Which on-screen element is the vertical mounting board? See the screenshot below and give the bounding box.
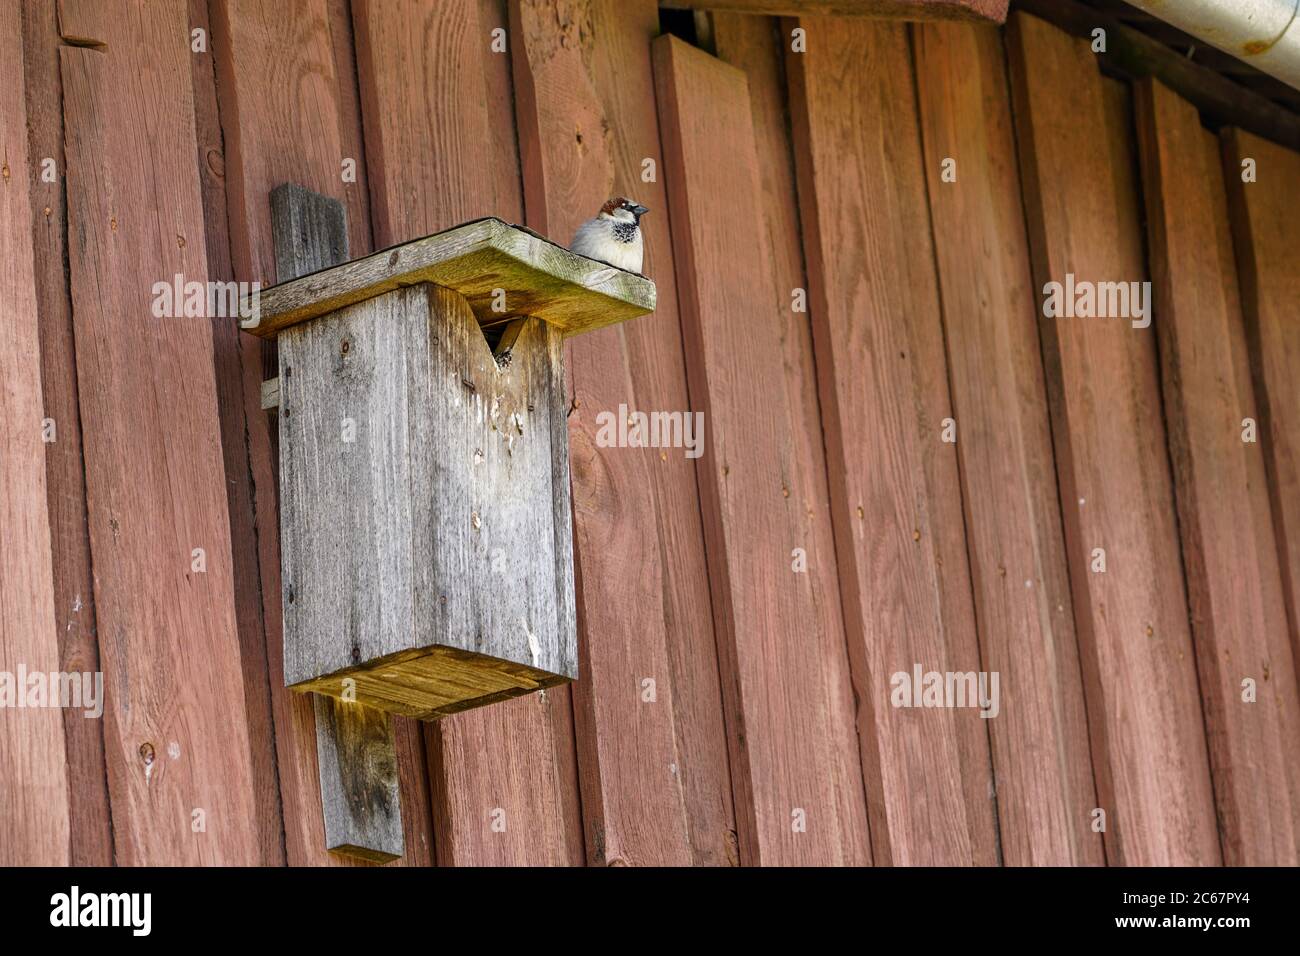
[269,182,404,863]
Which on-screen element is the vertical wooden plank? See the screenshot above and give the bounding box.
[510,0,736,866]
[911,22,1102,865]
[210,0,434,866]
[19,0,113,865]
[713,11,872,865]
[711,25,854,777]
[314,695,403,861]
[653,35,871,865]
[1005,11,1220,865]
[1135,78,1300,865]
[477,0,526,219]
[786,16,999,865]
[1222,127,1300,683]
[56,0,261,864]
[354,0,583,866]
[269,181,404,862]
[188,0,285,868]
[0,4,72,866]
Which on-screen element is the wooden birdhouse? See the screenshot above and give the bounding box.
[248,196,655,722]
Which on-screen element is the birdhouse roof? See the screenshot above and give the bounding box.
[241,217,656,340]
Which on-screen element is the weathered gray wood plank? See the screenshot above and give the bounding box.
[411,286,576,684]
[271,182,350,281]
[243,217,656,339]
[280,287,420,685]
[260,376,280,410]
[313,695,403,862]
[270,182,403,864]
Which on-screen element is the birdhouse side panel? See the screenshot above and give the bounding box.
[279,286,422,687]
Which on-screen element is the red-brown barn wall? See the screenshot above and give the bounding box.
[2,1,1298,865]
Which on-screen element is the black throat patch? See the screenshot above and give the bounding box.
[612,220,638,243]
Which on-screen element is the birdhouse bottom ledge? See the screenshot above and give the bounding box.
[289,644,572,720]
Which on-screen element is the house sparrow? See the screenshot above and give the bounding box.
[569,197,649,275]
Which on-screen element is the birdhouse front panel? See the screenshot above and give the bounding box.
[278,281,577,718]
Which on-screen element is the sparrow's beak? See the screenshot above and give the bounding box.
[631,204,650,217]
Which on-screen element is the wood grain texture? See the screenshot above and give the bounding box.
[1222,127,1300,694]
[786,15,998,865]
[295,644,572,718]
[654,35,870,866]
[189,0,285,867]
[911,21,1102,866]
[269,182,403,863]
[712,29,855,810]
[511,0,737,866]
[661,0,1007,22]
[314,695,403,862]
[247,217,655,340]
[713,10,866,865]
[56,0,261,864]
[354,0,584,866]
[0,5,72,866]
[1135,78,1300,865]
[271,182,350,280]
[19,0,113,865]
[279,286,576,703]
[211,0,434,866]
[409,296,576,692]
[1006,11,1220,865]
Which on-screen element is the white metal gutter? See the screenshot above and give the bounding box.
[1125,0,1300,90]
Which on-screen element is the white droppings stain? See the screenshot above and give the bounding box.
[72,594,83,613]
[1078,497,1086,506]
[669,763,678,776]
[167,741,181,761]
[1024,579,1033,589]
[525,619,540,667]
[473,448,484,466]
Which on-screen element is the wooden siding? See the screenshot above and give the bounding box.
[1135,78,1300,864]
[656,34,870,865]
[1007,12,1222,865]
[787,15,999,865]
[912,21,1102,866]
[3,1,1297,866]
[55,0,264,865]
[1,4,70,866]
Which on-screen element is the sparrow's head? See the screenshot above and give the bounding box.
[600,196,649,224]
